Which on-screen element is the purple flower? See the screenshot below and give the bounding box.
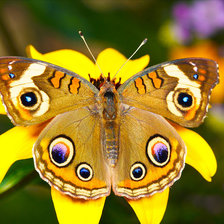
[173,3,191,27]
[172,3,192,42]
[191,0,224,36]
[172,0,224,43]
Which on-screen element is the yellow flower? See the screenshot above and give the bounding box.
[169,41,224,104]
[0,46,217,224]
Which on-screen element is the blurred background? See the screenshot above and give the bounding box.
[0,0,224,223]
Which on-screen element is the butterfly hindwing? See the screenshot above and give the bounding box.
[118,58,219,127]
[0,57,98,126]
[33,106,111,199]
[112,106,186,199]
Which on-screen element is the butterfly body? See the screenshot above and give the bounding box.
[0,56,219,199]
[98,81,120,167]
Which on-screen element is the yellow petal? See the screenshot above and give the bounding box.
[26,45,150,83]
[175,125,217,182]
[51,187,105,224]
[0,99,6,114]
[0,122,47,182]
[127,188,169,224]
[96,48,150,82]
[26,45,95,80]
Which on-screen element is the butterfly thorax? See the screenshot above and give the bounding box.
[99,81,119,120]
[98,81,120,167]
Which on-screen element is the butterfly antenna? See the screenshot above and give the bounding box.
[112,38,148,80]
[79,31,105,78]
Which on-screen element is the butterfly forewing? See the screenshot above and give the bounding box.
[0,57,98,126]
[118,58,219,127]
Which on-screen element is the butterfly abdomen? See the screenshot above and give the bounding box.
[103,120,119,167]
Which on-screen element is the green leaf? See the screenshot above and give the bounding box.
[0,159,38,196]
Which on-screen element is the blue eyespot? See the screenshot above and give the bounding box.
[49,136,75,167]
[177,92,193,108]
[80,168,90,179]
[9,73,15,79]
[20,92,37,107]
[132,167,143,179]
[193,74,198,80]
[130,163,146,181]
[76,163,93,181]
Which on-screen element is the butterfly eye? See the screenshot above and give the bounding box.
[19,88,41,110]
[76,163,93,182]
[146,135,171,167]
[49,136,75,167]
[130,162,146,181]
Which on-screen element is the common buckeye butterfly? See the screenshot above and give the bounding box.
[0,55,219,199]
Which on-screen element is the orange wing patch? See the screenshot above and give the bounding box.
[198,74,206,82]
[0,67,13,81]
[69,77,81,94]
[49,71,65,88]
[147,71,163,89]
[184,103,200,120]
[1,74,11,81]
[17,104,33,120]
[0,67,9,75]
[134,77,146,94]
[198,68,207,75]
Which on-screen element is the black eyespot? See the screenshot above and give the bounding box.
[146,135,171,167]
[20,92,37,107]
[9,73,15,79]
[80,168,90,178]
[177,92,193,108]
[193,74,198,80]
[130,162,146,181]
[49,136,75,167]
[132,167,143,178]
[76,163,93,181]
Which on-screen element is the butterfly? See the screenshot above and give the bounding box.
[0,56,219,199]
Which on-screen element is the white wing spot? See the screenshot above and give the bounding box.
[9,63,50,117]
[164,65,201,116]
